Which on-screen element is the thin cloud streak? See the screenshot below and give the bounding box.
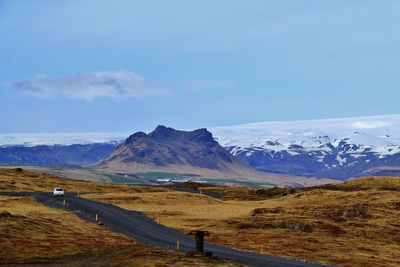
[5,71,168,100]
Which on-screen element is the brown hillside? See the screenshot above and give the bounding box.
[85,176,400,267]
[94,126,337,187]
[0,168,238,266]
[0,167,165,193]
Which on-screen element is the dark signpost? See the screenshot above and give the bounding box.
[187,230,212,257]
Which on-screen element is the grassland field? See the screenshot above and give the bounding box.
[1,167,400,266]
[0,168,238,266]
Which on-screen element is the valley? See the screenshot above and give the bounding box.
[1,168,399,266]
[0,118,398,266]
[84,178,400,267]
[0,168,238,266]
[2,2,399,267]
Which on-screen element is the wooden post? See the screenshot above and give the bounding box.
[157,217,160,224]
[96,213,99,222]
[176,240,180,251]
[261,245,264,253]
[188,231,208,253]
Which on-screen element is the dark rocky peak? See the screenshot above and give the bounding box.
[123,126,217,147]
[100,125,240,170]
[189,128,215,144]
[149,125,176,138]
[192,128,209,135]
[288,144,304,150]
[124,131,147,145]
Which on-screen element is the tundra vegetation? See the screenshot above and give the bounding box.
[1,168,400,266]
[86,179,400,267]
[0,168,237,266]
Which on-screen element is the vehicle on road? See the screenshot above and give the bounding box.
[53,187,64,197]
[30,192,323,267]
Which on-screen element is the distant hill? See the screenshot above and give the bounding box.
[0,126,337,187]
[94,126,332,186]
[95,125,264,179]
[0,143,116,166]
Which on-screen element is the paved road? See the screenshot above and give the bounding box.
[2,192,327,267]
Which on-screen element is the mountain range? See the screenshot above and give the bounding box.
[211,114,400,179]
[93,125,316,186]
[0,143,115,166]
[0,114,399,181]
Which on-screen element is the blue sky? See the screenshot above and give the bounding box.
[0,0,399,133]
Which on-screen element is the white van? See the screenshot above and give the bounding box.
[53,187,64,196]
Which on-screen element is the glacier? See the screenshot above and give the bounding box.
[1,114,399,179]
[0,132,129,147]
[211,114,400,157]
[210,114,400,179]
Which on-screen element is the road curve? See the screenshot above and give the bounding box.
[2,192,327,267]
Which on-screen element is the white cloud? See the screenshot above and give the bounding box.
[6,71,167,99]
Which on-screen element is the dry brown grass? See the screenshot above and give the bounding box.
[0,168,239,266]
[0,195,135,264]
[85,176,400,267]
[11,246,240,267]
[2,167,399,266]
[0,167,165,193]
[0,195,239,266]
[320,176,400,191]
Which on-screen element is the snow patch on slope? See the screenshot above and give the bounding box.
[211,114,400,158]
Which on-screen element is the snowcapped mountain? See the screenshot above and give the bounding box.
[0,132,129,147]
[211,114,400,179]
[1,114,399,179]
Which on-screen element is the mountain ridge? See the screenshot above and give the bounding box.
[1,114,399,180]
[211,114,400,179]
[96,125,261,176]
[94,125,334,187]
